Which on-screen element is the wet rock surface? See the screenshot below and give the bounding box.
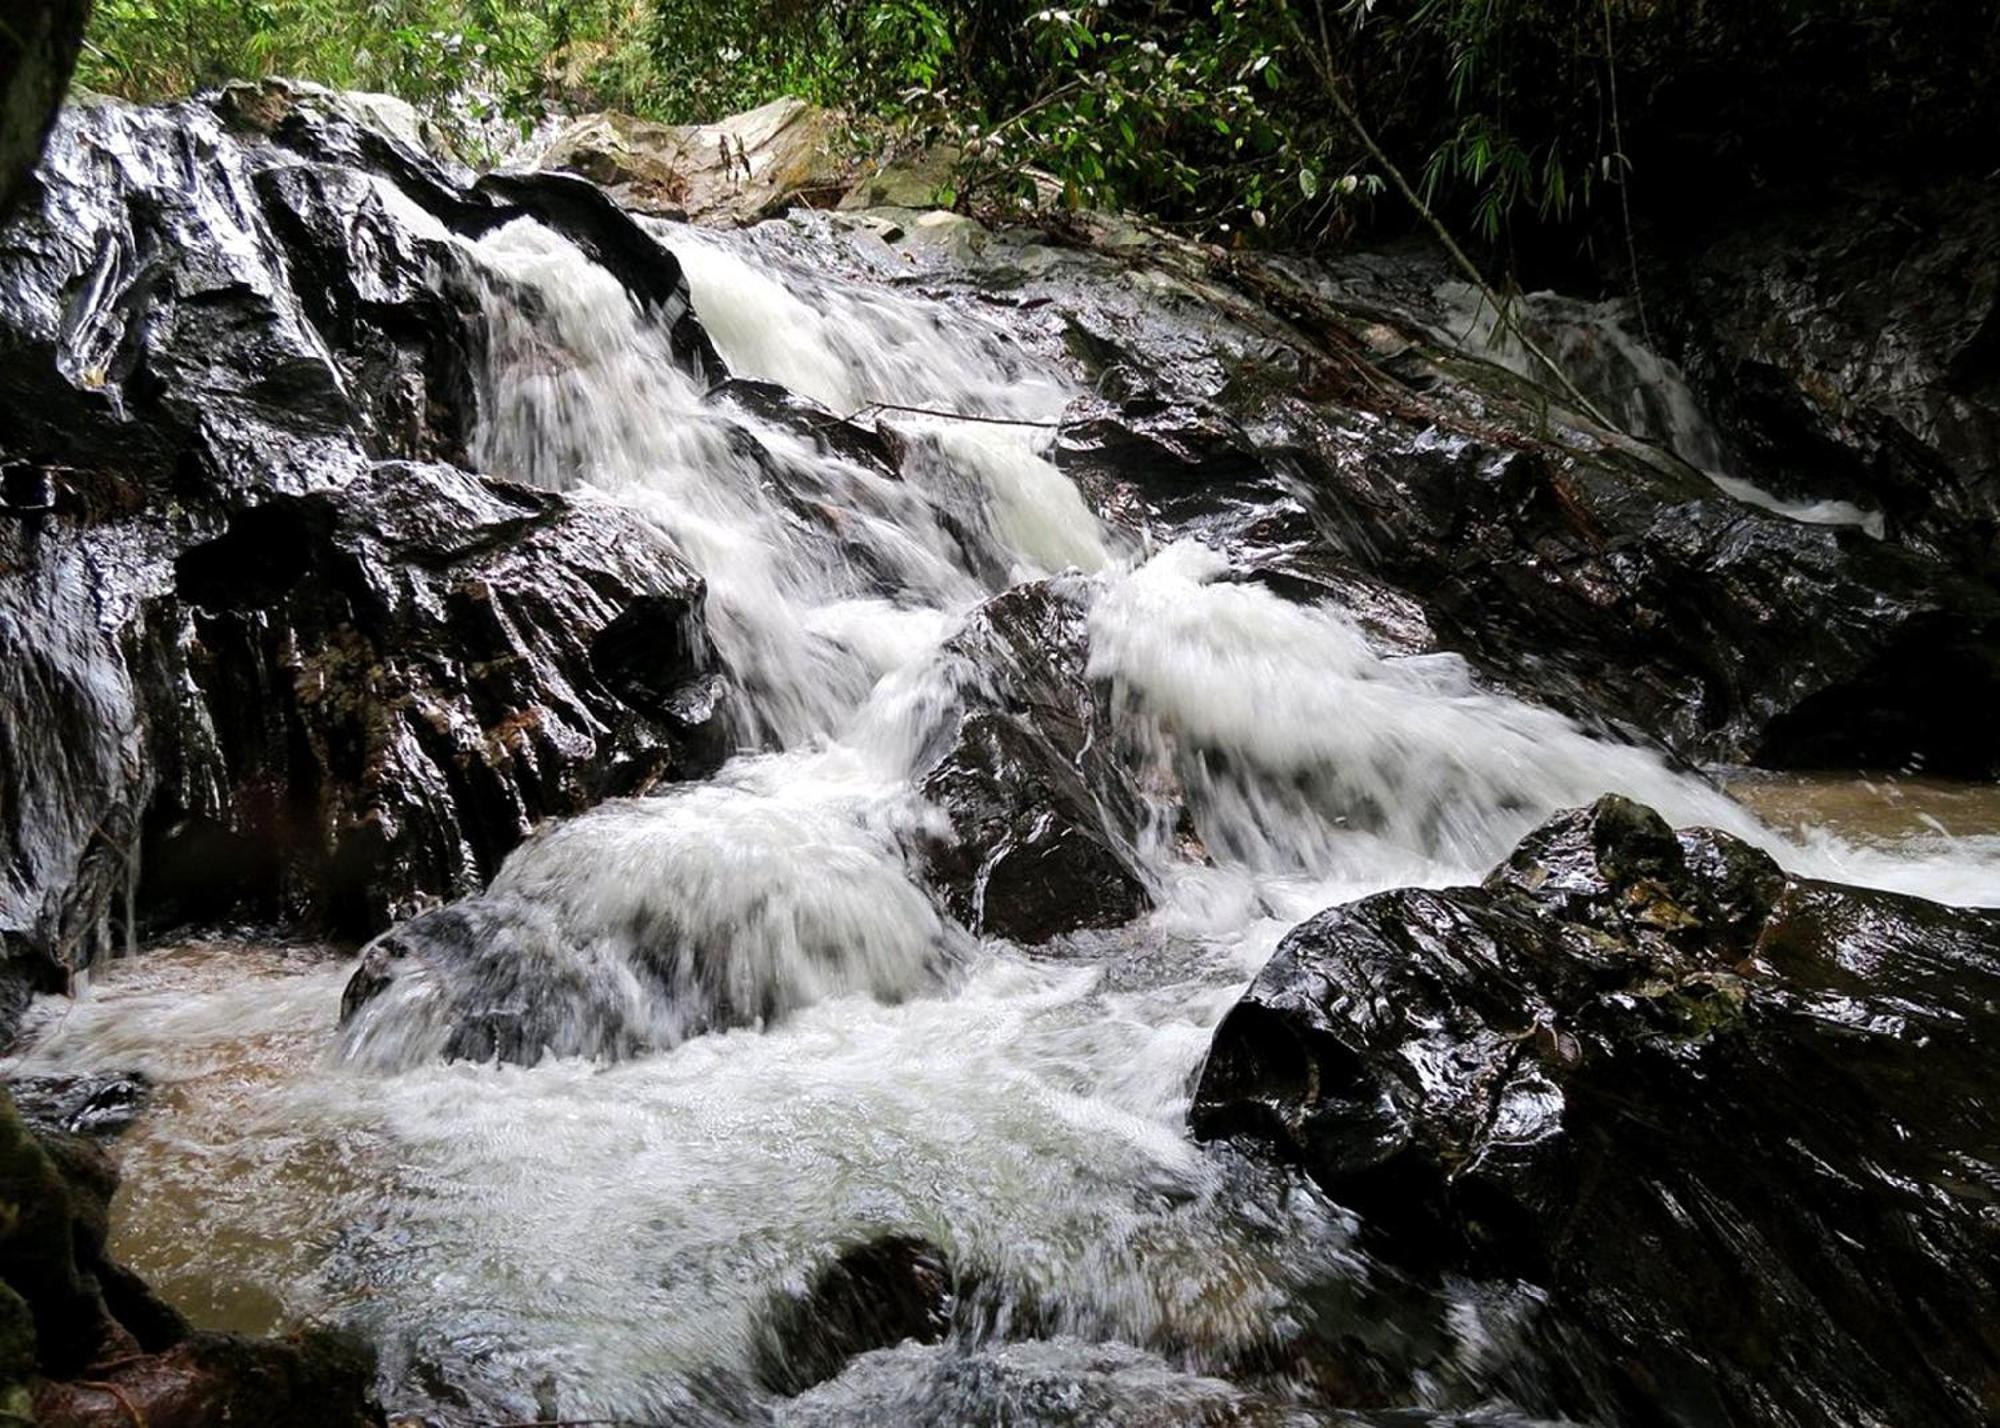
[0,1088,379,1424]
[1194,794,2000,1427]
[815,215,2000,775]
[0,86,728,1025]
[4,1071,150,1138]
[755,1235,954,1396]
[6,85,2000,1428]
[1667,179,2000,564]
[539,97,852,226]
[914,578,1151,944]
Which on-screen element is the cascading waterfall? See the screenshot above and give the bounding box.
[8,210,1997,1423]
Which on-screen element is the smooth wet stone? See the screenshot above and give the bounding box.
[4,1073,150,1138]
[916,579,1151,944]
[1194,794,2000,1427]
[755,1235,954,1396]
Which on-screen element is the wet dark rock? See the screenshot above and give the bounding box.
[707,377,900,478]
[0,90,729,1023]
[1276,393,2000,776]
[4,1072,151,1138]
[1194,794,2000,1428]
[893,223,2000,775]
[1055,391,1435,656]
[473,169,724,383]
[338,897,646,1066]
[0,1,88,220]
[167,463,725,935]
[1668,179,2000,564]
[0,1088,380,1424]
[916,579,1151,944]
[756,1235,954,1396]
[32,1329,381,1428]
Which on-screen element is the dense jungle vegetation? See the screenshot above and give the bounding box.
[64,1,2000,264]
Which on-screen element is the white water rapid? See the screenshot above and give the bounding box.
[8,217,1996,1424]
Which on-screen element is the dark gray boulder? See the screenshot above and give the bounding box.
[755,1236,955,1397]
[915,578,1151,944]
[1194,794,2000,1427]
[1668,178,2000,566]
[0,89,728,1030]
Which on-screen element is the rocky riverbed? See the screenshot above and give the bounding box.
[2,81,1997,1427]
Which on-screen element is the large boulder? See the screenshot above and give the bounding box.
[1271,384,2000,776]
[914,578,1151,944]
[1193,794,2000,1427]
[160,462,724,936]
[963,227,2000,775]
[538,98,851,226]
[1666,179,2000,566]
[0,89,728,1029]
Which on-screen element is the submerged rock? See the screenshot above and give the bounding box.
[0,88,728,1022]
[755,1235,955,1396]
[1194,795,2000,1427]
[915,579,1151,945]
[776,1337,1302,1428]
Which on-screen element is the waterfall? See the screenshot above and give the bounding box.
[10,204,1996,1424]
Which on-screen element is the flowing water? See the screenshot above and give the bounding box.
[8,218,1998,1424]
[1432,283,1890,537]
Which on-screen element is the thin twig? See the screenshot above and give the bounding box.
[71,1381,146,1428]
[843,400,1066,429]
[1602,0,1652,346]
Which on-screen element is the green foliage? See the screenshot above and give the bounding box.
[72,0,1674,247]
[78,0,554,140]
[957,2,1339,233]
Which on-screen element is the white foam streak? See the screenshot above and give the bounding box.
[1091,541,1760,883]
[1436,282,1888,537]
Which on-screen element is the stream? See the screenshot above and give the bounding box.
[6,196,1998,1426]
